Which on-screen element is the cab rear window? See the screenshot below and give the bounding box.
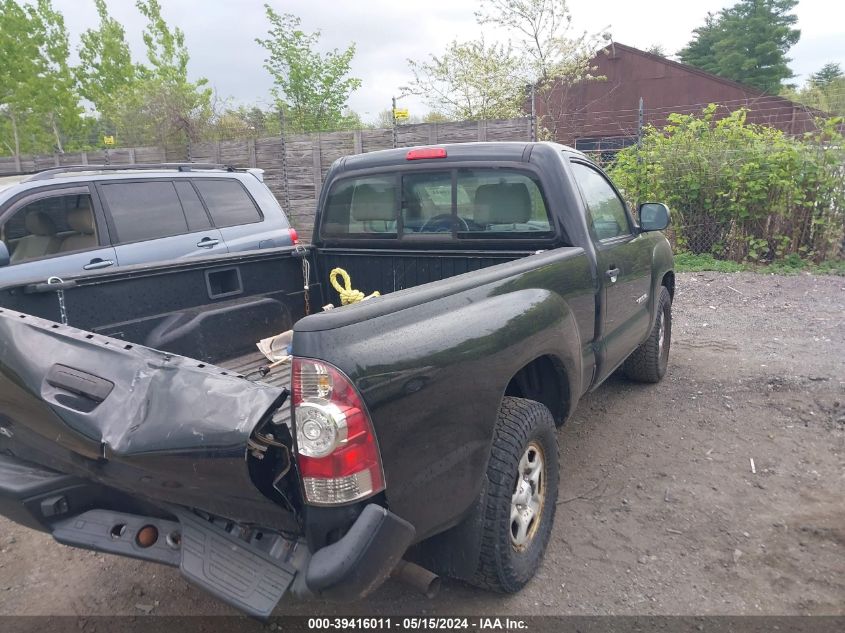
[321,168,552,240]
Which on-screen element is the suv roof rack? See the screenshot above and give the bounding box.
[23,163,236,182]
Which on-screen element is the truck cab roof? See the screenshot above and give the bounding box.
[335,141,586,173]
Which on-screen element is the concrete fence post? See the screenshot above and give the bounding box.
[312,136,322,201]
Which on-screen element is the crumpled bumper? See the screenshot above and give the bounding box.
[0,453,415,617]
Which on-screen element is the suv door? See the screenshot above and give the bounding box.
[97,179,228,266]
[192,179,267,252]
[569,161,652,381]
[0,185,118,284]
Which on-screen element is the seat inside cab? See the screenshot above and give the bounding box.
[8,212,61,264]
[3,194,98,263]
[59,204,98,253]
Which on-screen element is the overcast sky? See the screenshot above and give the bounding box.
[51,0,845,123]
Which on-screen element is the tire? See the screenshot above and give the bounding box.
[468,397,559,593]
[623,285,672,383]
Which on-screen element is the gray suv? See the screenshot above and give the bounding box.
[0,164,297,285]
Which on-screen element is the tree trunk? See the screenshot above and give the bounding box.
[9,110,21,172]
[10,110,21,157]
[50,113,64,154]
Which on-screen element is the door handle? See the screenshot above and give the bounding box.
[197,238,219,248]
[606,267,620,283]
[83,258,115,271]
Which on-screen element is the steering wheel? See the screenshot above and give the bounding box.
[419,213,470,233]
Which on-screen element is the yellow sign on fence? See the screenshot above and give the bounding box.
[393,108,409,121]
[103,135,115,146]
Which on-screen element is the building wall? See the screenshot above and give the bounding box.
[538,43,819,146]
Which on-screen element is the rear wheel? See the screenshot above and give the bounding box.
[623,285,672,383]
[469,397,559,593]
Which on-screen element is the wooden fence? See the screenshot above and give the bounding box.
[0,118,532,241]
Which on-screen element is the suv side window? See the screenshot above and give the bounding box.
[193,179,262,227]
[570,162,631,241]
[173,181,212,231]
[1,191,99,264]
[101,181,193,243]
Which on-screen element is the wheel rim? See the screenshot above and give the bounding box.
[657,310,665,356]
[510,441,546,550]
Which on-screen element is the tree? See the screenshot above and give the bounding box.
[108,0,212,146]
[0,0,43,156]
[403,38,525,120]
[256,6,361,133]
[476,0,609,138]
[645,44,667,58]
[678,12,722,75]
[77,0,138,120]
[782,63,845,115]
[810,63,843,88]
[0,0,82,156]
[679,0,800,93]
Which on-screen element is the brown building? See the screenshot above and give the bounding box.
[537,42,822,152]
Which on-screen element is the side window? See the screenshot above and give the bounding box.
[1,192,98,264]
[101,181,189,243]
[193,179,262,228]
[174,181,212,231]
[570,162,631,240]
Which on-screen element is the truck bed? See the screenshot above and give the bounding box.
[220,351,292,426]
[220,350,290,387]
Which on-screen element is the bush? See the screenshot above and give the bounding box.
[609,106,845,263]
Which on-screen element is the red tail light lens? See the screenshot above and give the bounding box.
[289,228,299,244]
[292,357,385,505]
[406,147,447,160]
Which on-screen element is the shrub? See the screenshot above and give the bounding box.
[609,106,844,263]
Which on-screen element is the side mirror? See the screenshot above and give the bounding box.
[0,241,9,267]
[639,202,670,232]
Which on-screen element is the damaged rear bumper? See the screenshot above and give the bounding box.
[0,453,415,617]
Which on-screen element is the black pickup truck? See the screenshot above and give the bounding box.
[0,142,674,616]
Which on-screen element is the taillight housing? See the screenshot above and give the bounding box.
[292,357,385,506]
[289,228,299,245]
[406,147,447,160]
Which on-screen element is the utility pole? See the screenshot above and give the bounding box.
[637,97,644,149]
[279,107,291,214]
[391,96,398,148]
[529,84,537,142]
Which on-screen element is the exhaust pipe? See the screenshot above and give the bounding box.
[392,560,440,598]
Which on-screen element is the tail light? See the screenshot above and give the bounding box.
[289,228,299,244]
[292,357,385,505]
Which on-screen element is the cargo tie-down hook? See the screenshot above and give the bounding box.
[293,243,311,314]
[46,276,68,325]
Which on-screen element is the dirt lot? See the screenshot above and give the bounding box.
[0,271,842,617]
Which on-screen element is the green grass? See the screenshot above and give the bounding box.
[673,252,747,273]
[673,252,845,276]
[814,259,845,276]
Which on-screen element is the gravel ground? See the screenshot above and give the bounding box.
[0,271,842,618]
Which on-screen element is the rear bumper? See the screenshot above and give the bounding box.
[0,453,414,615]
[0,452,99,532]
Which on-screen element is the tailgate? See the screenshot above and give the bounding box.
[0,306,298,531]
